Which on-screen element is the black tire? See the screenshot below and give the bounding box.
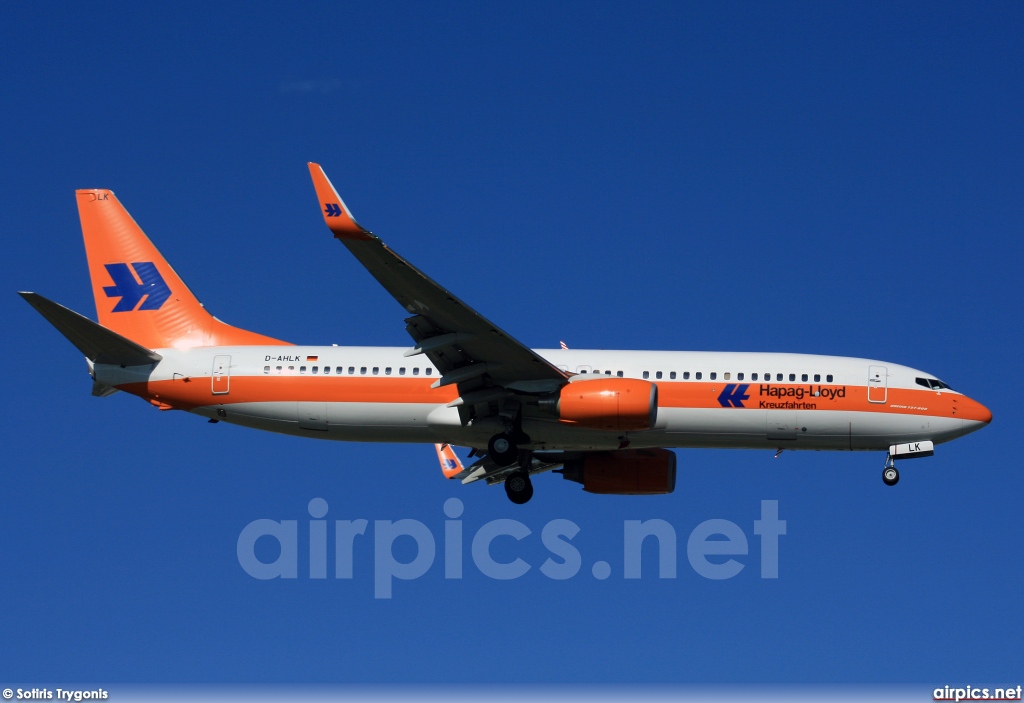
[504,471,534,504]
[488,433,518,467]
[883,467,899,486]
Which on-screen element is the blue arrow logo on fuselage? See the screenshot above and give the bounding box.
[717,384,750,408]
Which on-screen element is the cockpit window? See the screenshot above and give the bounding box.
[916,377,953,391]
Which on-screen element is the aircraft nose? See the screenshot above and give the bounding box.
[961,396,992,425]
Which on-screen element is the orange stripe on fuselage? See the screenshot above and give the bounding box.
[119,375,459,411]
[115,375,989,423]
[657,381,987,421]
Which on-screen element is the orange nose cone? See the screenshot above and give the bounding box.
[980,403,993,424]
[964,397,992,424]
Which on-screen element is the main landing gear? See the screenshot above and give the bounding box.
[883,455,899,486]
[488,428,535,504]
[504,470,534,504]
[488,432,519,467]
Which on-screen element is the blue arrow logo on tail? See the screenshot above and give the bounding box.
[717,384,750,408]
[103,262,172,312]
[324,203,342,217]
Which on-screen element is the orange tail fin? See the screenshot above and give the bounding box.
[77,189,288,349]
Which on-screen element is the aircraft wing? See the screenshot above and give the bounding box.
[308,163,568,397]
[460,451,567,485]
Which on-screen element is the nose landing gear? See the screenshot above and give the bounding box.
[883,455,899,486]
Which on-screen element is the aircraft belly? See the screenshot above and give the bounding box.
[849,413,963,448]
[193,400,965,451]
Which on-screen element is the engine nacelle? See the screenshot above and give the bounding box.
[549,377,657,432]
[559,448,677,495]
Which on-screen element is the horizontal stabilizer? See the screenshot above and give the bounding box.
[19,292,163,366]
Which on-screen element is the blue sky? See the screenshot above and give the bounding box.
[1,1,1022,685]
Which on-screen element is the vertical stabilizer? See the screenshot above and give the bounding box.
[76,189,288,349]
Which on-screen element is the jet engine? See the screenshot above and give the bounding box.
[540,378,657,432]
[558,448,677,495]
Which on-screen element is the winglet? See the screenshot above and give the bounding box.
[307,162,374,241]
[435,443,465,479]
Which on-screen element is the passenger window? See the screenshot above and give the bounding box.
[737,372,744,381]
[724,372,731,380]
[617,370,623,377]
[323,366,330,374]
[373,367,379,375]
[385,367,392,375]
[360,367,367,375]
[263,366,270,374]
[276,366,282,373]
[605,370,611,375]
[399,367,406,375]
[413,368,420,375]
[670,371,676,380]
[695,372,702,380]
[789,373,795,382]
[776,373,783,381]
[312,366,319,374]
[826,374,833,383]
[801,374,808,382]
[656,371,663,379]
[425,368,432,375]
[751,373,758,381]
[288,366,295,372]
[814,374,820,382]
[683,372,690,379]
[710,372,717,380]
[643,371,650,379]
[345,367,352,375]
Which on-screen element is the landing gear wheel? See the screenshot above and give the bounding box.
[488,433,519,467]
[883,466,899,486]
[504,471,534,504]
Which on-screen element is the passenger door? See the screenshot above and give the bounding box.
[868,365,887,403]
[212,355,231,395]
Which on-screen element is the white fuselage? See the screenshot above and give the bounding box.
[95,346,989,452]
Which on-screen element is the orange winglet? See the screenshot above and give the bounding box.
[307,163,374,241]
[435,443,465,479]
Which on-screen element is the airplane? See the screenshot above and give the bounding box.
[19,163,992,504]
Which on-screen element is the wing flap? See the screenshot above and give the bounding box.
[460,452,567,485]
